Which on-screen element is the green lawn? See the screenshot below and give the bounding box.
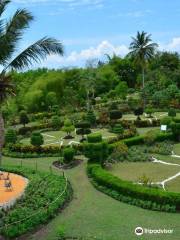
[166,176,180,193]
[20,128,117,146]
[109,162,179,184]
[2,156,180,240]
[174,143,180,155]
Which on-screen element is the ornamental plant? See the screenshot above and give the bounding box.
[19,110,29,127]
[75,121,91,141]
[134,107,144,120]
[62,118,75,139]
[31,132,44,147]
[5,129,17,145]
[51,115,61,130]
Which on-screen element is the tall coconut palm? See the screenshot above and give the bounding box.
[0,0,64,165]
[129,31,158,90]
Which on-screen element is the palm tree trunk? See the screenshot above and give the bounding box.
[142,68,145,89]
[142,68,146,107]
[0,112,5,167]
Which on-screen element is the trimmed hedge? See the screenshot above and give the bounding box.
[111,132,174,148]
[3,143,83,158]
[87,163,180,212]
[0,166,72,238]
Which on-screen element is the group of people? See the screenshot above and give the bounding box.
[0,172,13,191]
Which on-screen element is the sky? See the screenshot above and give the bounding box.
[4,0,180,68]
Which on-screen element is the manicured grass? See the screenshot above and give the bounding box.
[166,176,180,193]
[20,128,117,146]
[1,156,180,240]
[174,143,180,155]
[28,161,180,240]
[137,126,159,135]
[109,162,179,183]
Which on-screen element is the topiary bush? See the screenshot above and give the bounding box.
[62,119,75,139]
[87,133,102,143]
[51,115,61,130]
[171,123,180,141]
[134,107,144,120]
[110,123,124,134]
[5,129,17,145]
[63,147,75,163]
[168,108,176,117]
[75,121,91,141]
[19,110,29,127]
[85,110,96,126]
[30,132,44,147]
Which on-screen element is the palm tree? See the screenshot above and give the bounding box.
[129,31,158,90]
[0,0,64,165]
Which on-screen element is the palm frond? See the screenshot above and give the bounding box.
[0,0,10,17]
[3,37,64,71]
[0,9,33,65]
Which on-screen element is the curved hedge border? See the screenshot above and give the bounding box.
[111,132,174,148]
[87,163,180,213]
[0,166,72,238]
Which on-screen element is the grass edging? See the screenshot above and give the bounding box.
[87,163,180,213]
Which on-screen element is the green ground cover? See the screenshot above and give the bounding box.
[20,128,117,146]
[109,162,179,184]
[166,177,180,193]
[1,157,180,240]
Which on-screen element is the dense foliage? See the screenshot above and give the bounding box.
[0,166,72,238]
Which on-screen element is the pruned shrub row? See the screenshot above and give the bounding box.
[87,164,180,212]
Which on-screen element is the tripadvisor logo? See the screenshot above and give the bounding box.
[135,227,144,236]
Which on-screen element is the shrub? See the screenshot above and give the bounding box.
[62,119,75,138]
[63,148,75,163]
[5,129,17,144]
[171,123,180,141]
[145,108,154,118]
[31,132,44,147]
[19,110,29,127]
[109,110,122,121]
[51,115,61,130]
[87,133,102,143]
[110,123,124,134]
[134,107,144,120]
[84,141,109,164]
[107,142,128,162]
[85,110,96,126]
[144,130,157,145]
[168,108,176,117]
[160,116,172,128]
[75,121,91,141]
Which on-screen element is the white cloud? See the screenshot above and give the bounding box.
[159,37,180,52]
[42,40,129,68]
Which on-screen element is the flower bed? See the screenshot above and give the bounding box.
[0,166,72,239]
